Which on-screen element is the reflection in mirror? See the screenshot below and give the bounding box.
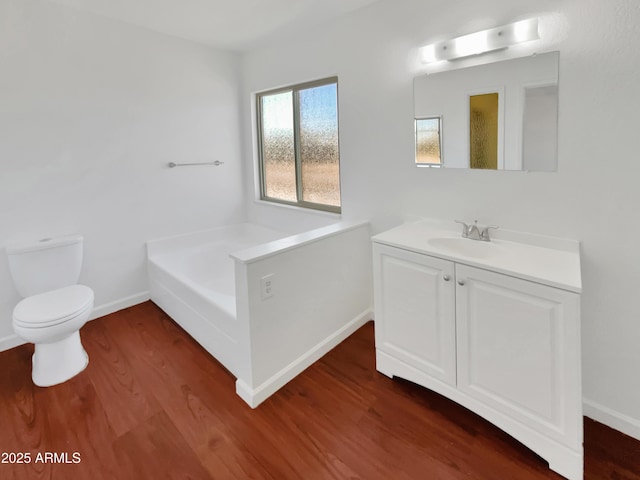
[415,116,442,167]
[413,51,559,171]
[523,84,558,171]
[470,93,499,169]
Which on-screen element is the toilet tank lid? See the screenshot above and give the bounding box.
[5,234,83,255]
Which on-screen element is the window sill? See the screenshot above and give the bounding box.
[253,199,342,219]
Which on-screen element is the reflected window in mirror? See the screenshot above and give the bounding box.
[415,116,443,167]
[469,93,499,169]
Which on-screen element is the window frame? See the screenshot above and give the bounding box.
[256,77,341,214]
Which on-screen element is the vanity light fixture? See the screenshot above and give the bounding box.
[420,18,539,63]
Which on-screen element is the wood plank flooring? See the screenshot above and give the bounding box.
[0,301,638,479]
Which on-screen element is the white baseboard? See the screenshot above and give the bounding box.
[89,291,150,321]
[583,397,640,441]
[0,291,150,353]
[0,334,25,352]
[236,308,372,408]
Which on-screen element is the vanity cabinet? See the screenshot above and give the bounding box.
[454,263,581,449]
[373,245,456,386]
[372,226,582,480]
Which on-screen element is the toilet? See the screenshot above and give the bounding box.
[6,235,94,387]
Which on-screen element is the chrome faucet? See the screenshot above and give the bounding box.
[455,220,499,242]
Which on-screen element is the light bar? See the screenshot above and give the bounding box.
[421,18,539,63]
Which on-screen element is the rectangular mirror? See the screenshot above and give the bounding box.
[414,51,559,171]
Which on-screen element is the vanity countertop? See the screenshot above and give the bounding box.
[372,219,581,293]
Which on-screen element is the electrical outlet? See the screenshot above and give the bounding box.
[261,274,275,300]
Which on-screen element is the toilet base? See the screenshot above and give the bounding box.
[32,330,89,387]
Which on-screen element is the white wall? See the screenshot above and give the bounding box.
[240,0,640,438]
[0,0,245,345]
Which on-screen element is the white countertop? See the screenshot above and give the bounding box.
[372,219,582,293]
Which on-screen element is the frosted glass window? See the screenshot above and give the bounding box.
[415,117,442,166]
[257,78,341,213]
[260,92,296,202]
[299,84,340,207]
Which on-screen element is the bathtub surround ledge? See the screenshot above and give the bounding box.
[230,220,371,264]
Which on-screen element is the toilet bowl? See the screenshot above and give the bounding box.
[6,235,94,387]
[12,285,93,386]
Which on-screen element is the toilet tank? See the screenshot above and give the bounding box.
[6,235,84,298]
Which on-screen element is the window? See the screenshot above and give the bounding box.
[257,77,341,213]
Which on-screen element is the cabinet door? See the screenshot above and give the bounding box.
[455,264,581,447]
[373,244,456,386]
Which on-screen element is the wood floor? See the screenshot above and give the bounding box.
[0,302,638,480]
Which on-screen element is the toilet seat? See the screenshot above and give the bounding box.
[13,285,94,328]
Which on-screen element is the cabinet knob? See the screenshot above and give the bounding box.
[457,280,465,286]
[443,275,450,282]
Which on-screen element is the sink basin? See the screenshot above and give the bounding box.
[427,237,503,259]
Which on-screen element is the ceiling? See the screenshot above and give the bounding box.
[45,0,381,51]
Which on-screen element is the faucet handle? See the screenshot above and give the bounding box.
[454,219,470,237]
[479,225,499,241]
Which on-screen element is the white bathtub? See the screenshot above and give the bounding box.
[147,221,372,407]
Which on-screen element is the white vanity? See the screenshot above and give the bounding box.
[372,219,582,480]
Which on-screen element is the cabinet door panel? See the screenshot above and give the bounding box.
[455,264,581,446]
[373,244,456,385]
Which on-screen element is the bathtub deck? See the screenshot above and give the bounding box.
[0,301,638,479]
